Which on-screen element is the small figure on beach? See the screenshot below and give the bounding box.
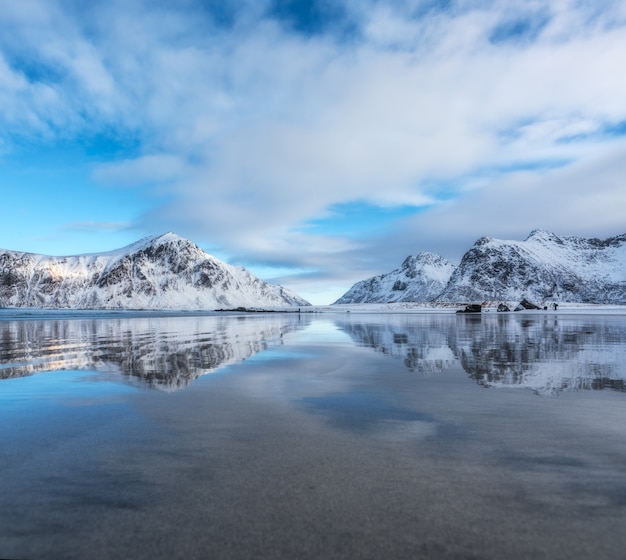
[553,302,558,311]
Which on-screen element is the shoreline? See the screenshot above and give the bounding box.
[315,302,626,314]
[1,302,626,319]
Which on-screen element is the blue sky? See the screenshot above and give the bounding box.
[1,0,626,304]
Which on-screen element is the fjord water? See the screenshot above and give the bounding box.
[1,311,625,559]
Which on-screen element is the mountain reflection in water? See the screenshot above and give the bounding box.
[0,312,625,395]
[335,313,626,395]
[0,314,310,390]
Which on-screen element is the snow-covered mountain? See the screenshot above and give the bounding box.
[0,233,310,309]
[334,230,626,305]
[334,252,456,304]
[438,230,626,304]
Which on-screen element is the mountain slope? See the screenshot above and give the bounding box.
[0,233,310,309]
[334,252,456,304]
[437,230,626,303]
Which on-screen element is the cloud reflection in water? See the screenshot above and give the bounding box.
[302,392,436,433]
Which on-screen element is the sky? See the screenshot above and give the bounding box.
[1,0,626,304]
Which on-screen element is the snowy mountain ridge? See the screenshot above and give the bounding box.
[334,252,456,304]
[438,229,626,303]
[0,233,310,309]
[336,230,626,304]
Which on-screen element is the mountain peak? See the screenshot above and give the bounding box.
[526,229,563,243]
[0,234,310,309]
[111,232,198,257]
[135,231,188,247]
[401,252,443,269]
[438,231,626,303]
[151,231,183,243]
[335,252,455,304]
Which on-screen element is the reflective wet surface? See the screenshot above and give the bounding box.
[1,311,626,559]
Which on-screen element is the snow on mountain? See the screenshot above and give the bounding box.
[0,233,310,309]
[334,252,456,304]
[438,230,626,304]
[333,230,626,305]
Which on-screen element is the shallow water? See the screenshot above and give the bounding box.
[1,311,625,559]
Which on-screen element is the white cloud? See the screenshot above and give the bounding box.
[376,140,626,260]
[2,0,626,302]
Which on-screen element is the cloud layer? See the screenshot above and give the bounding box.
[1,0,626,302]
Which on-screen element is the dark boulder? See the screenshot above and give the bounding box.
[514,298,541,311]
[456,303,482,313]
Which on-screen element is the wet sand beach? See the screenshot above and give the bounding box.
[1,311,625,559]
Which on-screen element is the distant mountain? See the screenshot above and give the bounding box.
[334,230,626,305]
[334,252,456,304]
[0,233,310,309]
[438,230,626,304]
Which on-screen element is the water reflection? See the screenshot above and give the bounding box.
[336,313,626,395]
[0,314,310,390]
[1,311,625,395]
[334,315,456,375]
